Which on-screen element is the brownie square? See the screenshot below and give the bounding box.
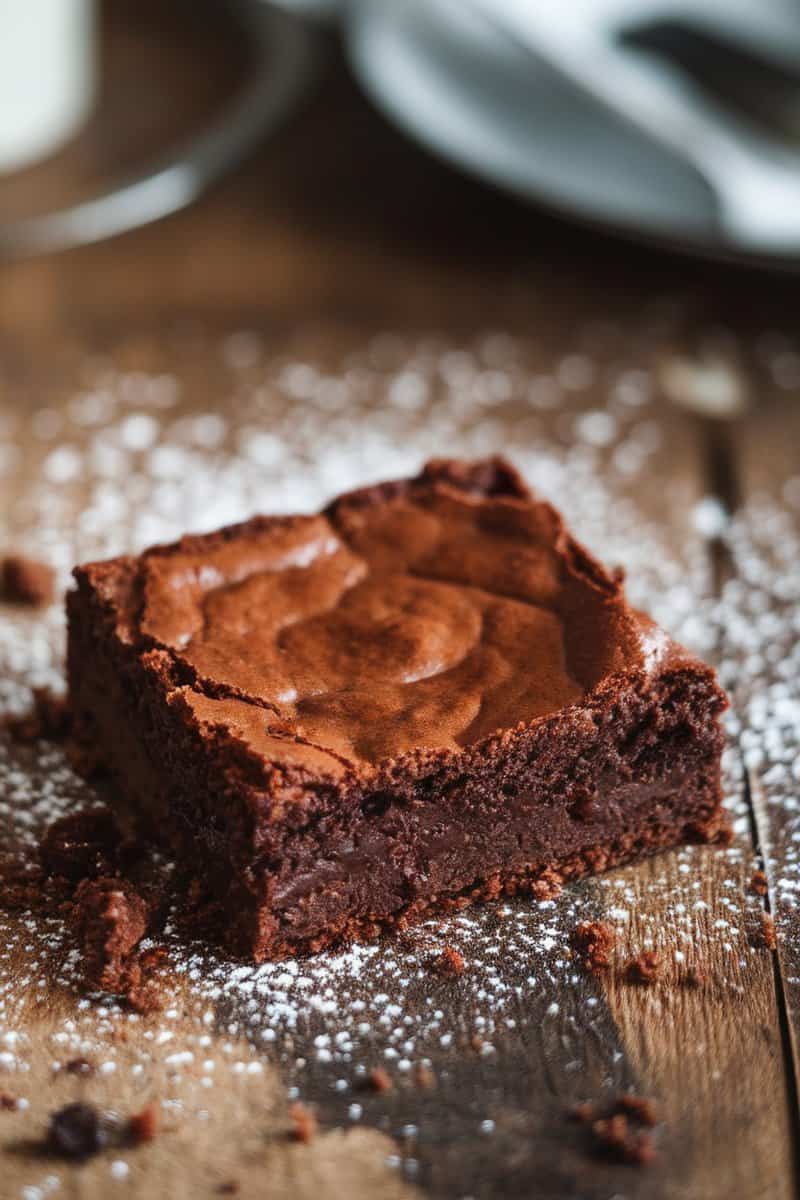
[67,457,728,959]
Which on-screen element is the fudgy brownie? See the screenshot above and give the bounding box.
[67,457,728,959]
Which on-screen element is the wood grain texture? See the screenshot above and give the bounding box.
[1,3,799,1196]
[1,327,795,1200]
[0,993,418,1200]
[725,384,800,1125]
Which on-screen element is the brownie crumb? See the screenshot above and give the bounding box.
[128,1102,159,1145]
[624,951,663,984]
[70,876,151,994]
[413,1063,437,1090]
[750,870,768,897]
[757,913,778,951]
[216,1184,240,1196]
[1,554,54,606]
[0,1090,19,1111]
[682,966,708,989]
[570,920,616,972]
[4,688,70,743]
[47,1102,113,1161]
[2,806,170,1013]
[364,1067,392,1093]
[64,1057,94,1077]
[40,811,120,882]
[569,1094,659,1166]
[124,972,167,1016]
[592,1114,657,1166]
[288,1101,318,1143]
[0,857,50,913]
[432,946,465,976]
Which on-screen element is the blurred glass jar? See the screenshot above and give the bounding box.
[0,0,96,173]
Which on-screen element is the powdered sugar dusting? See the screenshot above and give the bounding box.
[0,330,796,1194]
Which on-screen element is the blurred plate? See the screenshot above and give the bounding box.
[0,0,316,258]
[345,0,800,267]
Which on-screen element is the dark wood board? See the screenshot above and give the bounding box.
[726,383,800,1116]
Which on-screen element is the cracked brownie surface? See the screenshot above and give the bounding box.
[67,457,728,959]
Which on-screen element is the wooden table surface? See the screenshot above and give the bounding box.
[1,4,800,1198]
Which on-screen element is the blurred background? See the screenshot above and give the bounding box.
[1,0,799,543]
[2,0,800,548]
[4,0,800,305]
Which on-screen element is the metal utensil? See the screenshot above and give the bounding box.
[464,0,800,253]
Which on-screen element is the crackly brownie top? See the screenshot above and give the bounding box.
[105,457,677,770]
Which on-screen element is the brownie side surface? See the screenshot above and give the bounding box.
[67,456,728,959]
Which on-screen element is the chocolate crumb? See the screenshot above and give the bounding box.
[757,913,778,951]
[64,1057,94,1077]
[570,920,615,972]
[128,1102,159,1145]
[125,970,167,1016]
[0,856,47,912]
[570,1092,659,1165]
[70,875,151,994]
[47,1102,113,1161]
[682,966,708,989]
[624,951,663,984]
[592,1113,657,1166]
[365,1067,392,1093]
[750,870,768,897]
[1,554,54,606]
[216,1184,240,1196]
[0,1091,19,1111]
[288,1101,318,1143]
[432,946,465,976]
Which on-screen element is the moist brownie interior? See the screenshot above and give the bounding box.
[67,457,728,959]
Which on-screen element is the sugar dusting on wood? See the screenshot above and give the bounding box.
[1,330,798,1196]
